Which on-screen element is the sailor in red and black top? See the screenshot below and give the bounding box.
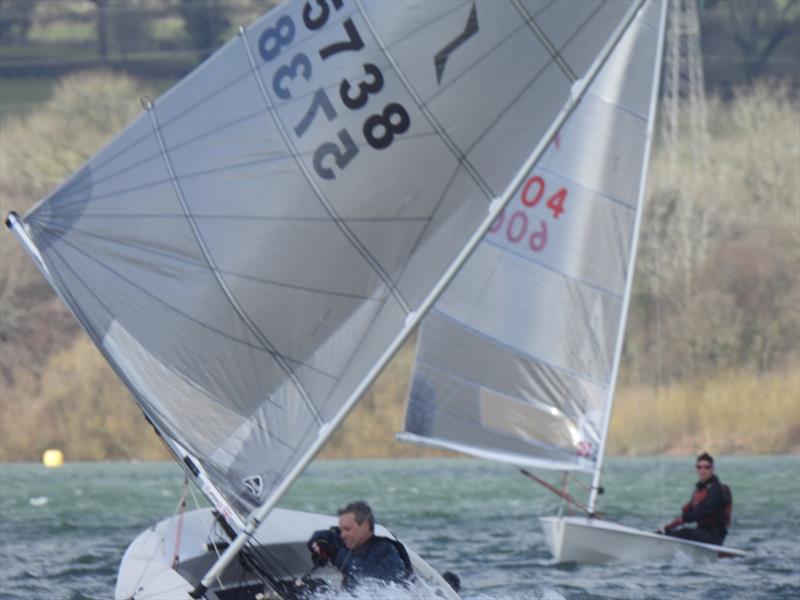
[658,452,729,546]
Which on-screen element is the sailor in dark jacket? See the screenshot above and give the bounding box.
[308,500,407,589]
[658,452,729,545]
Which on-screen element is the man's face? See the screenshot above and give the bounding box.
[696,460,714,483]
[339,511,372,550]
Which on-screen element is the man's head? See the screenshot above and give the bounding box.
[696,452,714,483]
[337,500,374,550]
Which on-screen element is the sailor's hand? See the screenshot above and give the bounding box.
[310,540,333,567]
[662,517,682,532]
[654,527,665,535]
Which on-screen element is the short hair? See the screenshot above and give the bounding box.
[696,452,714,465]
[338,500,374,531]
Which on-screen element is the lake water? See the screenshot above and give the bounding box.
[0,455,798,599]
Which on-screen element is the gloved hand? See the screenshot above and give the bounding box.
[310,539,334,567]
[657,517,682,534]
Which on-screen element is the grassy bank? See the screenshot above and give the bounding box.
[609,367,800,456]
[324,352,800,460]
[0,331,797,462]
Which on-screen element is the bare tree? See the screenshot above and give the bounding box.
[179,0,230,61]
[722,0,800,82]
[0,0,36,44]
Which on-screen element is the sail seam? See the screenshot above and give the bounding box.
[27,222,300,505]
[462,241,506,325]
[479,236,626,300]
[511,0,578,82]
[458,3,609,160]
[534,162,640,210]
[397,433,592,472]
[47,125,442,213]
[21,221,267,521]
[585,88,650,122]
[413,354,581,421]
[429,306,611,389]
[28,221,337,406]
[144,102,324,426]
[237,28,410,315]
[44,220,384,305]
[354,0,496,201]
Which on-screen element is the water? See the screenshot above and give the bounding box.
[1,455,798,599]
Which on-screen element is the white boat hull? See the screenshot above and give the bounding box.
[116,507,460,599]
[540,516,745,564]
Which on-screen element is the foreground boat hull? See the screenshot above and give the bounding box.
[540,516,745,564]
[116,507,460,600]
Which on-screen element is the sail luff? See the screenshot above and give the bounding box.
[587,0,669,515]
[196,1,648,592]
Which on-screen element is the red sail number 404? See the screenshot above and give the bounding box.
[489,175,567,252]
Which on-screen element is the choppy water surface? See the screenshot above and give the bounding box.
[1,455,798,599]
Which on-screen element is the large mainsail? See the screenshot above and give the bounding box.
[401,0,664,473]
[9,0,645,533]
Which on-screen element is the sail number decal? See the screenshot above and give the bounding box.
[258,1,412,180]
[489,175,567,252]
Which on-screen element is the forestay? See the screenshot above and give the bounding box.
[11,0,643,524]
[401,0,663,472]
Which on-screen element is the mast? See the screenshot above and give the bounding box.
[587,0,669,516]
[192,1,648,594]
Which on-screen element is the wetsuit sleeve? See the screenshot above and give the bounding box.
[682,483,724,523]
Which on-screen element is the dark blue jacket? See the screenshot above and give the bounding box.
[308,527,406,588]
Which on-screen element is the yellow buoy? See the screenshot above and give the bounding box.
[42,449,64,468]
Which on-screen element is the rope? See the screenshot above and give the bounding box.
[171,477,189,568]
[520,469,600,517]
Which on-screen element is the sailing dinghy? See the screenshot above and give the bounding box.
[398,0,746,564]
[5,0,723,596]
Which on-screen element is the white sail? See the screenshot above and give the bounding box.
[400,0,664,473]
[9,0,647,526]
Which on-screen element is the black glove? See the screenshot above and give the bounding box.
[311,539,334,567]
